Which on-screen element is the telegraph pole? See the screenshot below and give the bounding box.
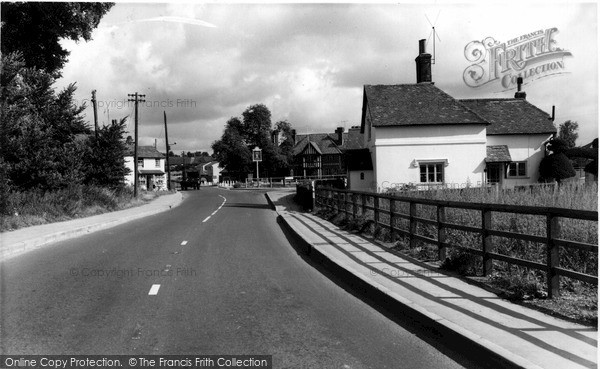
[91,90,99,139]
[128,92,146,197]
[164,111,172,190]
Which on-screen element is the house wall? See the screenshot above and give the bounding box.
[348,170,375,191]
[487,134,552,187]
[124,156,166,190]
[372,125,488,191]
[211,163,221,183]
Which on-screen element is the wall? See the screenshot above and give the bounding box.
[348,170,375,191]
[487,134,552,187]
[372,124,487,191]
[123,156,167,190]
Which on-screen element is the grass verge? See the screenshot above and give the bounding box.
[1,185,174,232]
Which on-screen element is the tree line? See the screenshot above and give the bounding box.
[1,3,123,215]
[211,104,295,181]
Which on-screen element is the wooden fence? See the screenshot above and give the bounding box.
[315,188,598,298]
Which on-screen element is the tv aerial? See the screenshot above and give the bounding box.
[425,11,442,64]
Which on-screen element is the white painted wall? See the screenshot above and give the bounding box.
[372,125,488,191]
[487,134,553,187]
[124,156,166,190]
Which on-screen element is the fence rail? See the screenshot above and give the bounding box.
[315,187,598,298]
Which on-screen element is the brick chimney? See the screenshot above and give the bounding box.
[335,127,344,146]
[415,39,432,83]
[514,77,526,99]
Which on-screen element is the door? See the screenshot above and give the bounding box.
[487,163,502,185]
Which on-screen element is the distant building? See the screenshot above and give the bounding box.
[124,145,167,191]
[198,161,222,184]
[353,39,556,192]
[291,126,364,178]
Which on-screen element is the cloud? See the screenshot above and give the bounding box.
[55,2,598,153]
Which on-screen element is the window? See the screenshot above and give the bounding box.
[360,172,365,180]
[155,159,160,168]
[508,161,527,178]
[420,163,444,183]
[137,159,144,168]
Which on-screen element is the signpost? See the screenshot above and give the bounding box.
[252,146,262,182]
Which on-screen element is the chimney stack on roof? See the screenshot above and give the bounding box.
[514,77,527,99]
[335,127,344,146]
[415,39,432,83]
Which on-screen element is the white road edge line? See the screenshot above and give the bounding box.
[148,284,161,295]
[202,216,211,223]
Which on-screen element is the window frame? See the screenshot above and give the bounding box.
[419,162,444,184]
[507,161,527,178]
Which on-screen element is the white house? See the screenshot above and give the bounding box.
[199,160,221,184]
[349,39,556,192]
[124,145,167,191]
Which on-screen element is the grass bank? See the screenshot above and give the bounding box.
[1,185,174,232]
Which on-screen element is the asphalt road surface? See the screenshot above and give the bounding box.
[1,188,475,368]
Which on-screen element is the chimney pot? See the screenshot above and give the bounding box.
[419,39,426,54]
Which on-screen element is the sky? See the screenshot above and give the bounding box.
[56,1,599,154]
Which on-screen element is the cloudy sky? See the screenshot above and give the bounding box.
[56,1,598,153]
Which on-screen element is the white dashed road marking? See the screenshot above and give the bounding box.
[181,240,188,246]
[148,284,161,295]
[203,196,226,223]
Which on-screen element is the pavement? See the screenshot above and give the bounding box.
[0,191,183,262]
[266,190,598,369]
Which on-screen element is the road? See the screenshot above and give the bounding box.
[1,188,474,368]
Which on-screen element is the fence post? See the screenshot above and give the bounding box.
[547,214,560,298]
[352,193,358,219]
[409,201,417,248]
[482,208,493,276]
[361,193,366,217]
[373,195,380,228]
[437,205,447,261]
[390,198,396,242]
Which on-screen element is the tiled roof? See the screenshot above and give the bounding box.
[363,84,488,127]
[292,128,366,156]
[459,99,556,135]
[293,134,341,156]
[486,145,512,162]
[344,128,364,150]
[126,144,165,158]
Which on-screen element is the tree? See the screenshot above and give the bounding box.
[565,138,598,177]
[1,2,114,77]
[242,104,272,147]
[212,105,296,179]
[557,120,579,149]
[1,53,90,190]
[212,117,252,180]
[274,120,295,174]
[538,138,576,184]
[83,118,130,189]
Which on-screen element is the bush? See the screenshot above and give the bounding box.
[295,181,313,211]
